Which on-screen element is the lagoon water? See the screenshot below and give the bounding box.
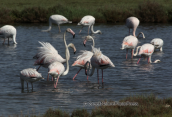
[0,23,171,115]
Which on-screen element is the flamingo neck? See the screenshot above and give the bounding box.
[90,37,95,52]
[133,46,141,56]
[13,34,17,44]
[90,25,100,34]
[137,32,145,38]
[85,61,95,76]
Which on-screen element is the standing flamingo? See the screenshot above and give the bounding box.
[48,29,73,88]
[72,35,95,80]
[137,43,161,64]
[121,35,141,59]
[85,46,115,84]
[20,68,44,90]
[126,17,145,38]
[0,25,17,45]
[150,38,164,51]
[78,15,101,34]
[42,15,72,32]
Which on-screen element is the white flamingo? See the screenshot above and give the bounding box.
[72,35,94,80]
[0,25,17,45]
[137,43,160,64]
[78,15,101,34]
[20,68,44,90]
[121,35,141,59]
[42,15,72,32]
[126,17,145,38]
[150,38,164,51]
[85,46,115,83]
[48,29,72,88]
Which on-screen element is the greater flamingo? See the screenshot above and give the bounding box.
[126,17,145,38]
[121,35,141,59]
[20,68,44,90]
[42,15,72,32]
[78,15,101,34]
[48,29,72,88]
[137,43,161,64]
[85,46,115,84]
[150,38,164,51]
[34,28,75,80]
[0,25,17,45]
[72,35,94,80]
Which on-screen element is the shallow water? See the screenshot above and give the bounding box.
[0,23,171,115]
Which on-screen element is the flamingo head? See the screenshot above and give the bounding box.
[83,35,93,47]
[66,28,75,38]
[68,43,76,54]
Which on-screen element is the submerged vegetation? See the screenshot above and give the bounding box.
[8,95,172,117]
[0,0,172,23]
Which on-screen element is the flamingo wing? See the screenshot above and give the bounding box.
[20,68,42,78]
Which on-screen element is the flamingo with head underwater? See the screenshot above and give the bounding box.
[42,15,72,32]
[85,46,115,84]
[0,25,17,45]
[72,35,95,80]
[126,17,145,38]
[121,35,141,59]
[137,43,161,64]
[78,15,102,34]
[150,38,164,51]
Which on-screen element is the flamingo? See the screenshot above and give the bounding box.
[137,43,161,64]
[150,38,164,51]
[48,29,72,88]
[126,17,145,38]
[0,25,17,45]
[42,15,72,32]
[20,68,44,90]
[78,15,102,34]
[121,35,141,59]
[34,28,75,80]
[85,46,115,83]
[72,35,95,80]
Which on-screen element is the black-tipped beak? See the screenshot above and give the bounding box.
[73,34,75,38]
[84,43,86,47]
[74,51,76,54]
[85,69,87,75]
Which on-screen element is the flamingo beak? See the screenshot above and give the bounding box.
[73,34,75,38]
[74,51,76,54]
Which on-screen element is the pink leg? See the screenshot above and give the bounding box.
[73,68,82,80]
[54,76,60,88]
[126,49,128,59]
[131,49,133,59]
[37,65,41,71]
[137,57,141,64]
[148,57,150,63]
[102,69,103,83]
[52,77,53,81]
[97,69,99,83]
[87,75,89,80]
[47,73,49,81]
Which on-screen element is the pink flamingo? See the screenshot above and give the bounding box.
[85,46,115,83]
[42,14,72,32]
[34,28,76,80]
[72,35,95,80]
[0,25,17,45]
[121,35,141,59]
[150,38,164,51]
[78,15,102,34]
[48,29,72,88]
[126,17,145,38]
[20,68,44,90]
[137,43,161,64]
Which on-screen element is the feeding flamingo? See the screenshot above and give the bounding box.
[34,28,75,80]
[72,35,95,80]
[78,15,102,34]
[48,29,73,88]
[42,15,72,32]
[20,68,44,90]
[121,35,141,59]
[0,25,17,45]
[85,46,115,84]
[137,43,161,64]
[126,17,145,38]
[150,38,164,51]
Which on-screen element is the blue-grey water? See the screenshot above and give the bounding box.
[0,23,171,116]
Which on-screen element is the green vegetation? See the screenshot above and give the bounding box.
[7,94,172,117]
[0,0,172,23]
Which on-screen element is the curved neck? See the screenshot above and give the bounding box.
[90,37,95,52]
[137,32,145,38]
[85,61,95,76]
[90,25,99,34]
[133,46,141,56]
[62,31,69,75]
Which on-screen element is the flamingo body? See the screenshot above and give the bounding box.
[150,38,163,51]
[0,25,17,44]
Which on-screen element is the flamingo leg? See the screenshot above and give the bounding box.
[27,83,28,89]
[137,56,142,64]
[54,76,60,88]
[3,38,5,44]
[148,56,150,63]
[37,65,41,71]
[73,68,82,80]
[58,25,61,32]
[102,69,103,83]
[87,75,89,80]
[47,73,49,81]
[79,26,83,34]
[97,69,99,83]
[52,77,53,81]
[126,49,128,59]
[131,49,134,59]
[32,83,33,91]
